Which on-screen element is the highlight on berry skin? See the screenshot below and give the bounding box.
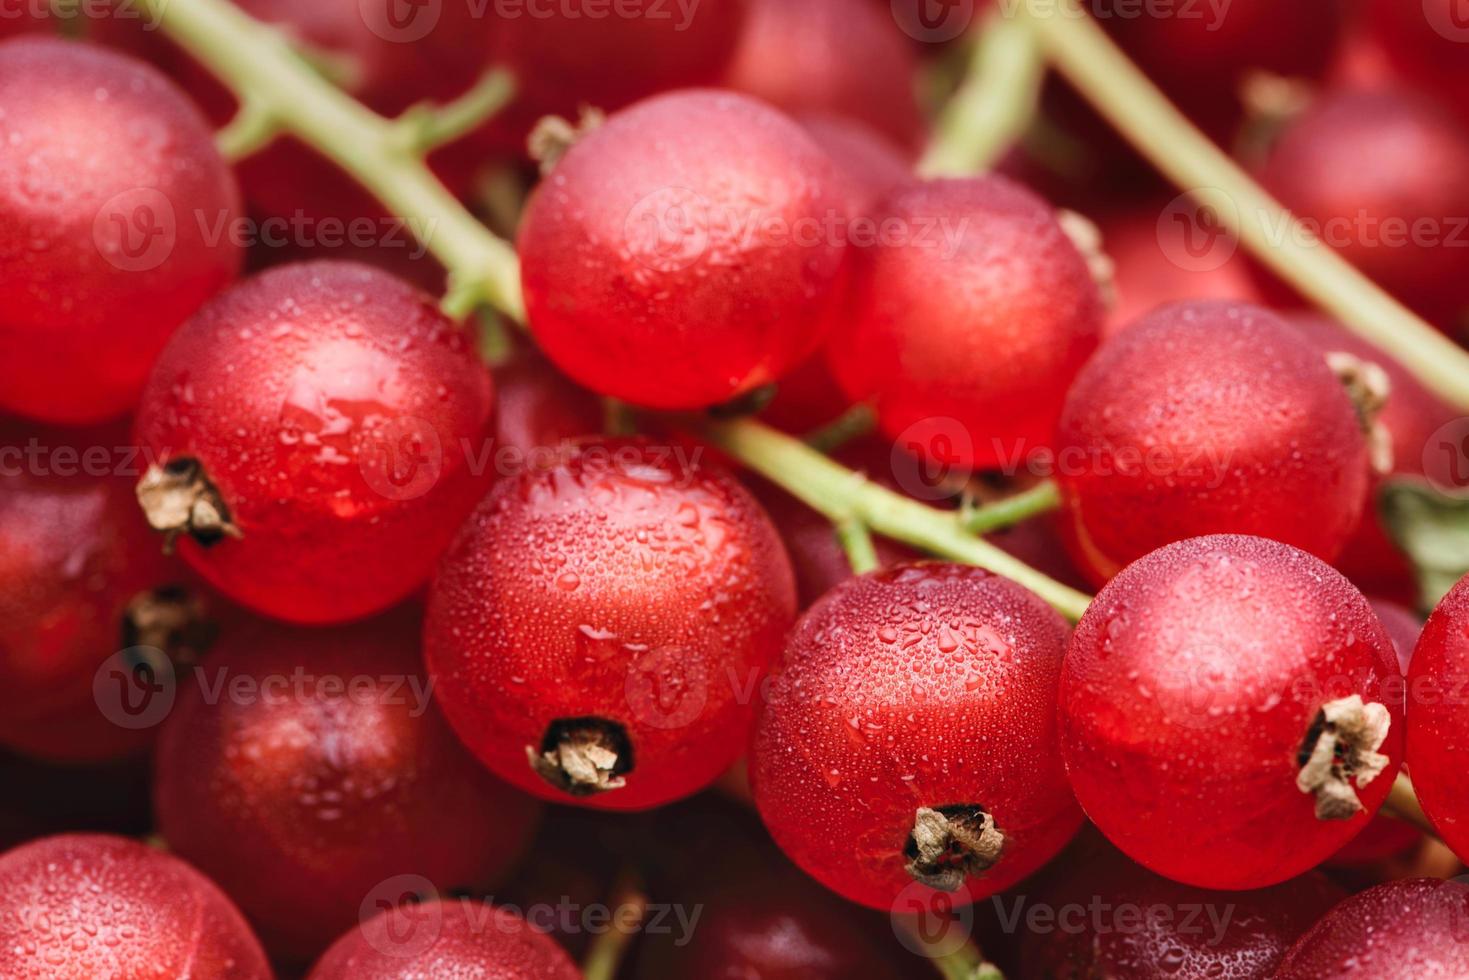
[5,1,1469,976]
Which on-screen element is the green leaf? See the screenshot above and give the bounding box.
[1380,478,1469,609]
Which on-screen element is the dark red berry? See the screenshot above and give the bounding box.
[1062,535,1404,889]
[0,38,242,423]
[154,610,538,963]
[1405,574,1469,862]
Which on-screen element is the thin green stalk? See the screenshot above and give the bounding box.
[214,98,278,160]
[1011,0,1469,411]
[805,403,876,453]
[393,69,515,153]
[920,10,1046,177]
[836,517,880,575]
[701,418,1093,622]
[581,876,647,980]
[961,481,1062,534]
[894,917,1006,980]
[135,0,523,323]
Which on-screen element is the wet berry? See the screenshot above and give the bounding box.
[518,90,851,409]
[0,38,242,423]
[1061,535,1404,889]
[1275,878,1469,978]
[1056,301,1370,584]
[751,563,1082,909]
[426,438,796,810]
[133,261,496,624]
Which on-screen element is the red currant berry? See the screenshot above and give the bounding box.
[800,115,914,216]
[826,176,1104,474]
[1369,0,1469,128]
[1099,200,1262,337]
[1404,575,1469,860]
[751,563,1082,909]
[1275,878,1469,979]
[0,833,270,979]
[725,0,923,149]
[426,438,797,810]
[0,423,204,763]
[1289,314,1456,604]
[489,0,745,132]
[133,261,496,624]
[1255,88,1469,328]
[1056,301,1370,584]
[1097,0,1347,132]
[0,38,242,423]
[518,90,850,410]
[154,609,538,963]
[308,898,580,980]
[1016,849,1345,979]
[491,345,604,465]
[1061,534,1404,890]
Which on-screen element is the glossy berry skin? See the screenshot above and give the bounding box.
[1405,575,1469,861]
[1016,850,1345,980]
[490,0,744,131]
[154,611,538,964]
[725,0,923,148]
[1097,0,1346,133]
[1370,0,1469,128]
[0,833,270,979]
[1056,302,1369,584]
[827,176,1104,474]
[751,563,1082,910]
[491,345,604,466]
[134,261,496,624]
[1061,535,1404,890]
[519,90,850,410]
[1289,315,1454,603]
[1275,878,1469,979]
[426,438,796,811]
[308,899,580,980]
[1255,89,1469,328]
[0,38,242,423]
[0,423,183,763]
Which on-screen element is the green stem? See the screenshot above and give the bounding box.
[580,877,647,980]
[700,418,1093,622]
[961,481,1062,534]
[805,403,876,453]
[919,11,1046,177]
[214,98,278,161]
[136,0,524,324]
[836,517,880,575]
[894,917,1006,980]
[1013,0,1469,412]
[393,69,515,153]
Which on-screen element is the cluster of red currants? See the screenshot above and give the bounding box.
[3,0,1469,977]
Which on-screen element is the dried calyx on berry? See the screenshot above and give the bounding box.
[903,804,1005,893]
[1326,351,1395,475]
[527,717,634,797]
[121,585,217,667]
[136,458,240,552]
[1296,694,1394,821]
